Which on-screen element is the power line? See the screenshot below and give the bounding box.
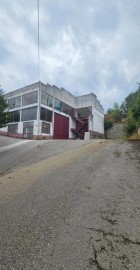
[87,0,140,27]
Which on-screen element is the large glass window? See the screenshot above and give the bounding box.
[8,111,20,122]
[41,91,53,108]
[54,98,62,111]
[62,102,75,116]
[8,123,18,134]
[8,96,21,109]
[42,122,50,134]
[40,107,52,122]
[22,91,38,106]
[22,107,37,121]
[47,95,53,107]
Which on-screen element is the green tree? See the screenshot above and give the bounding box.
[104,118,113,131]
[107,103,122,122]
[121,84,140,114]
[0,88,9,128]
[123,84,140,136]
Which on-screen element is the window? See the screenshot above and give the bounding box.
[47,95,53,107]
[54,98,62,111]
[47,110,53,122]
[8,123,18,134]
[41,91,53,107]
[22,91,38,106]
[40,107,52,122]
[8,96,21,108]
[8,111,20,122]
[42,122,50,134]
[22,107,37,121]
[62,102,75,116]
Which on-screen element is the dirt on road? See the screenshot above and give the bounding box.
[0,140,140,270]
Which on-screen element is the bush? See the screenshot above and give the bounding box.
[104,119,113,130]
[123,120,136,136]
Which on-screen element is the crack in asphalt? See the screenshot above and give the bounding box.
[86,227,140,246]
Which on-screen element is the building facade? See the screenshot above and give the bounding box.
[0,82,104,139]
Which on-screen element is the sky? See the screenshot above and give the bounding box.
[0,0,140,111]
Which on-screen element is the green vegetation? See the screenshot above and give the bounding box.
[0,88,9,128]
[104,103,122,131]
[104,119,113,131]
[105,84,140,137]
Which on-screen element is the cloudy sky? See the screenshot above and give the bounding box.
[0,0,140,111]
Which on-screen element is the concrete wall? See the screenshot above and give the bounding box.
[76,93,96,108]
[88,114,93,131]
[69,117,76,139]
[0,125,8,135]
[76,93,104,114]
[4,82,39,99]
[92,107,104,134]
[41,83,76,108]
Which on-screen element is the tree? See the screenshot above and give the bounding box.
[123,84,140,136]
[106,103,122,122]
[104,118,113,131]
[121,84,140,114]
[0,88,9,128]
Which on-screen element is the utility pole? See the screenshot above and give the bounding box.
[37,0,40,82]
[37,0,41,138]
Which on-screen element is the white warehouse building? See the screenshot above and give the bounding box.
[0,81,104,139]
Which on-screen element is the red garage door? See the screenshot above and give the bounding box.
[54,113,69,139]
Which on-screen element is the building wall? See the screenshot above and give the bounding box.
[76,93,104,114]
[92,107,104,134]
[76,93,96,108]
[69,117,76,139]
[40,83,76,108]
[0,125,8,135]
[1,81,104,139]
[4,82,39,99]
[88,115,93,131]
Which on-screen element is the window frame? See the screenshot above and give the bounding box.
[42,121,51,134]
[22,91,38,106]
[21,106,37,121]
[8,123,18,134]
[8,110,20,123]
[8,96,21,109]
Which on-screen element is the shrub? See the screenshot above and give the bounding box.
[123,120,136,136]
[104,119,113,130]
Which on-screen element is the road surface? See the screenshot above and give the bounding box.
[0,138,140,269]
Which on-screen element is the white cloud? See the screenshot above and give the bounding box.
[0,0,140,111]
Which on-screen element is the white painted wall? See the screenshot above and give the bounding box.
[18,122,23,134]
[88,115,93,131]
[92,107,104,134]
[0,126,8,133]
[69,117,76,139]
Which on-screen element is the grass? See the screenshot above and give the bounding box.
[128,132,140,140]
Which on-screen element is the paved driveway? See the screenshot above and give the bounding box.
[0,140,140,269]
[0,135,25,147]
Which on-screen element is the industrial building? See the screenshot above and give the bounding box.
[0,81,104,139]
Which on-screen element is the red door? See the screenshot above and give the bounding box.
[54,113,69,139]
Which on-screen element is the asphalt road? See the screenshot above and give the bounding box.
[0,136,91,175]
[0,138,140,270]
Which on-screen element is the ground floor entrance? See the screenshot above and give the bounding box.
[23,122,34,139]
[54,113,69,139]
